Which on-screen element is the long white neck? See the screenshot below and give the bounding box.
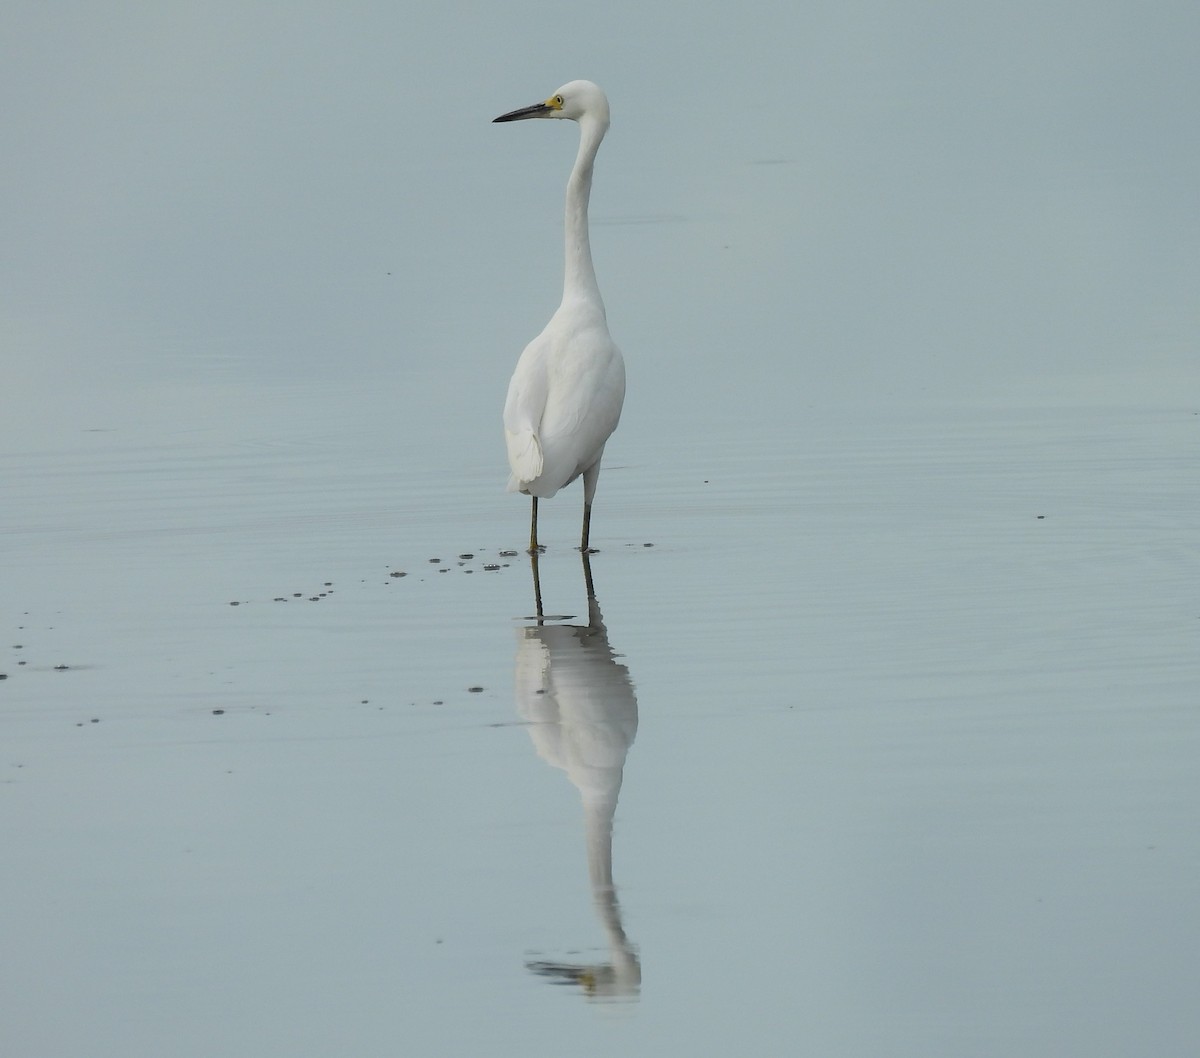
[562,114,608,311]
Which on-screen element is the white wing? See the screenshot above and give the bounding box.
[503,336,549,489]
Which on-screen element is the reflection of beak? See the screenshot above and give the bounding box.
[493,101,553,123]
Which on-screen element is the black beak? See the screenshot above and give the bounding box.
[493,102,553,123]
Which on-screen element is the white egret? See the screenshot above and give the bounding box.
[494,80,626,554]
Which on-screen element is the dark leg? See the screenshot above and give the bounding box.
[581,499,593,553]
[580,458,602,553]
[528,496,540,554]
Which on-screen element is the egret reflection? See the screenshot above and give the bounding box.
[515,552,640,999]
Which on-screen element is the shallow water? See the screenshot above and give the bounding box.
[4,377,1197,1056]
[6,2,1200,1052]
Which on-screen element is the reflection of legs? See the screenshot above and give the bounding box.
[581,457,602,552]
[581,549,596,603]
[581,551,603,628]
[528,496,540,554]
[529,549,544,622]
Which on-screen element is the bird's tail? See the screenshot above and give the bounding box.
[505,429,543,490]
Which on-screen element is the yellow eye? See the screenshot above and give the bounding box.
[554,95,564,106]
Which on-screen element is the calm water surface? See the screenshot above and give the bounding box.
[6,2,1199,1053]
[3,381,1197,1057]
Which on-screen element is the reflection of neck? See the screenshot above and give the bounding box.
[563,115,608,310]
[585,799,639,983]
[584,798,617,894]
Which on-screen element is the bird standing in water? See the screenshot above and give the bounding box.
[494,81,626,554]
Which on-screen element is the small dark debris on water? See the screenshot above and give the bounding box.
[0,674,7,680]
[1037,515,1045,520]
[274,597,287,602]
[54,664,70,671]
[229,600,241,606]
[212,709,225,715]
[459,553,474,560]
[499,550,518,558]
[91,718,99,723]
[468,686,484,693]
[428,557,441,563]
[389,570,407,578]
[643,542,654,547]
[361,699,369,704]
[483,564,500,571]
[293,592,303,598]
[433,700,443,705]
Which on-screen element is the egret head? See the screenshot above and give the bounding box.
[493,80,609,127]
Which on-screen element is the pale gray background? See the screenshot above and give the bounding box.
[4,1,1197,430]
[3,4,1197,1057]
